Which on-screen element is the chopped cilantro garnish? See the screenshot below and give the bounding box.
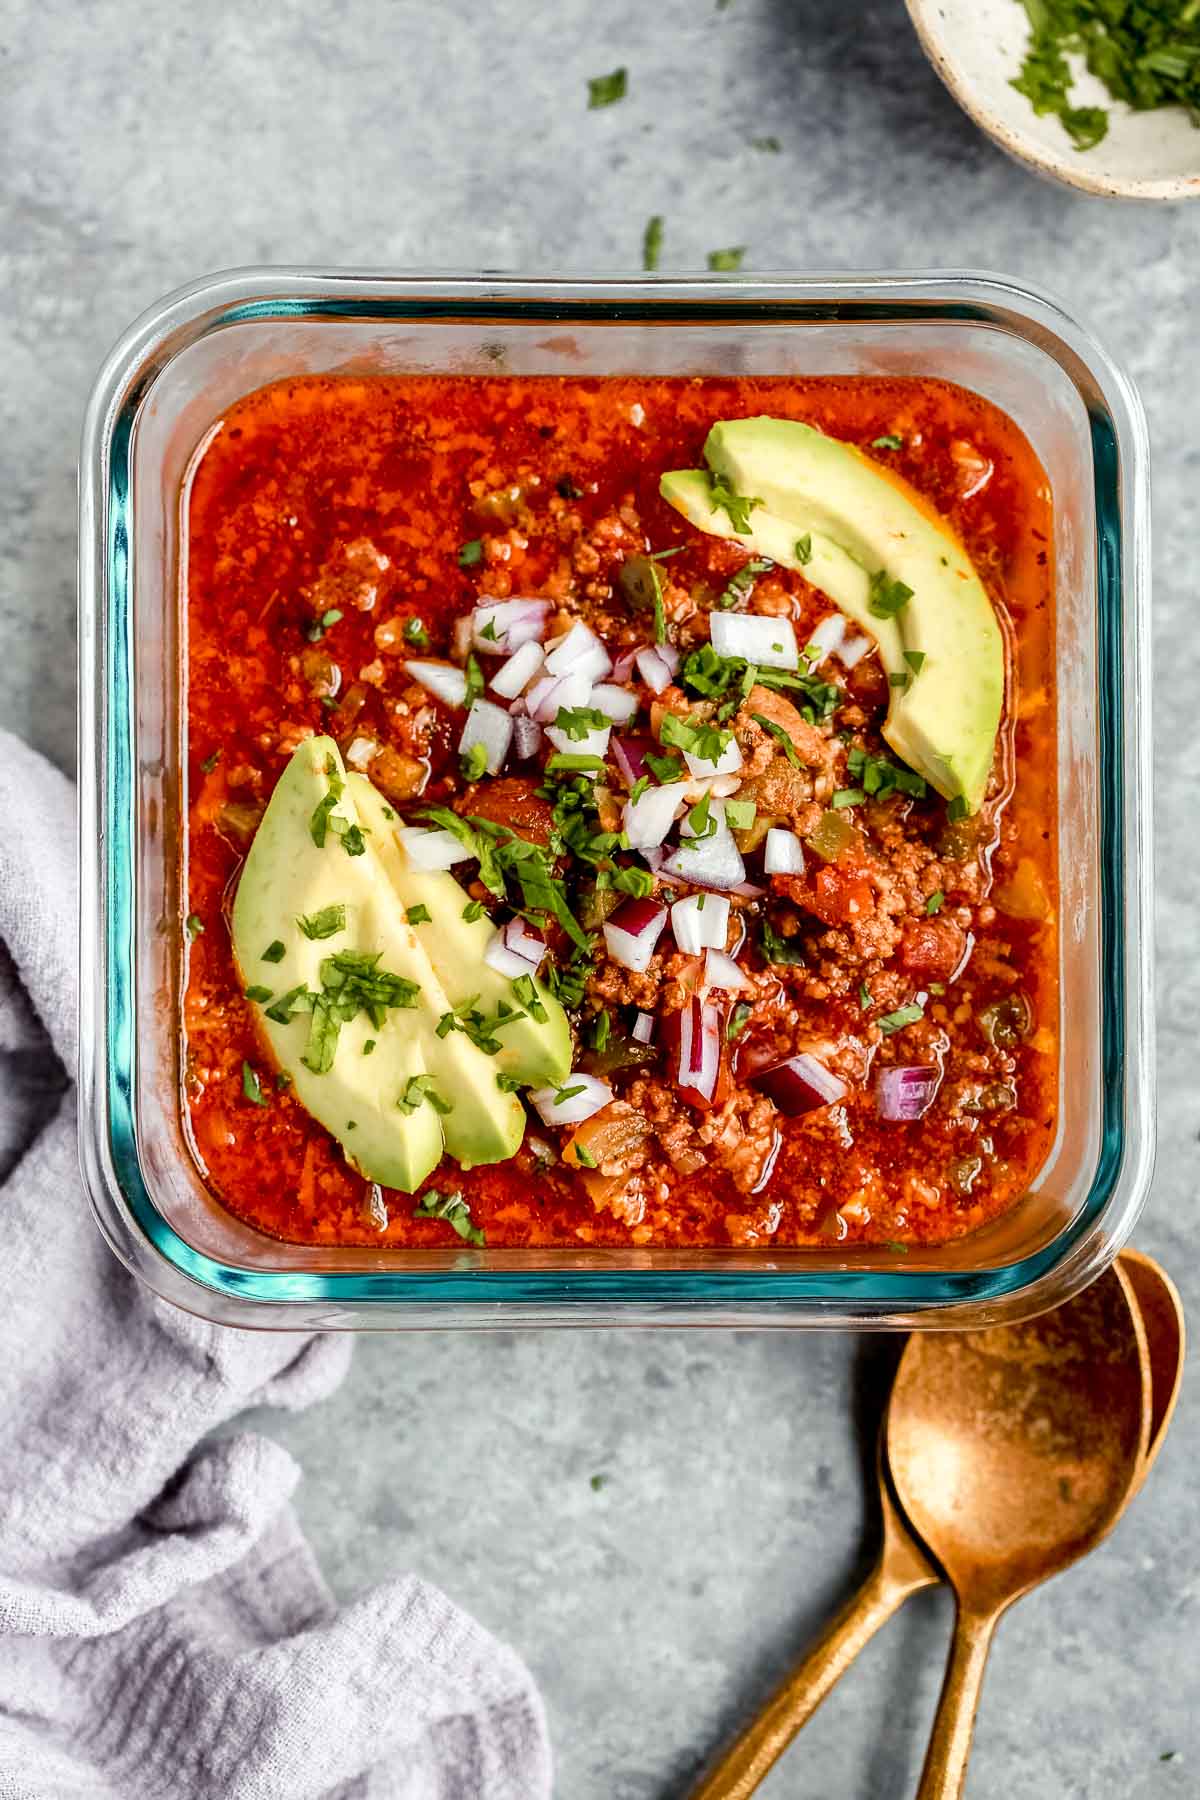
[709,473,763,536]
[546,752,606,774]
[554,704,610,741]
[727,1001,753,1042]
[244,984,273,1003]
[686,792,718,841]
[275,1071,292,1090]
[832,788,865,809]
[264,984,314,1025]
[414,1188,484,1246]
[199,749,221,774]
[612,865,654,897]
[904,650,926,673]
[846,745,926,801]
[554,1082,586,1105]
[889,672,913,691]
[751,712,802,768]
[185,913,204,940]
[587,66,627,108]
[464,653,485,708]
[794,533,813,565]
[363,1038,376,1055]
[545,938,595,1007]
[241,1062,267,1107]
[306,607,343,643]
[590,1010,612,1051]
[878,1002,924,1036]
[406,903,432,925]
[926,890,945,915]
[871,434,903,450]
[660,711,733,765]
[403,616,430,649]
[643,214,664,271]
[262,939,286,963]
[648,545,685,560]
[868,570,914,620]
[296,903,346,941]
[1005,0,1194,152]
[479,618,499,642]
[719,556,772,610]
[397,1074,454,1116]
[947,794,971,823]
[558,476,583,500]
[458,538,484,567]
[707,246,746,271]
[628,774,650,805]
[461,741,489,782]
[497,1072,523,1092]
[929,982,946,996]
[463,898,486,922]
[759,919,805,965]
[859,982,873,1009]
[309,755,345,849]
[680,641,838,725]
[511,972,549,1023]
[574,1143,598,1168]
[645,751,684,784]
[751,134,781,151]
[339,822,368,857]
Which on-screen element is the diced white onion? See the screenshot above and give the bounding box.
[632,1010,655,1044]
[490,640,545,699]
[623,783,684,851]
[472,598,553,655]
[709,614,799,671]
[547,722,611,760]
[764,827,805,876]
[459,699,513,776]
[803,613,847,667]
[683,738,744,780]
[511,713,544,759]
[663,823,746,891]
[635,645,680,694]
[603,899,669,973]
[590,683,639,725]
[545,620,612,684]
[838,631,874,669]
[530,1072,613,1127]
[704,947,749,991]
[524,668,593,723]
[397,827,473,870]
[404,660,468,708]
[670,892,730,955]
[483,917,547,979]
[344,734,379,772]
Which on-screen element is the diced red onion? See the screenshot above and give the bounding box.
[838,631,874,670]
[613,735,654,789]
[670,892,730,955]
[683,737,743,780]
[602,898,668,973]
[730,879,767,899]
[483,917,547,980]
[530,1073,613,1128]
[344,734,378,772]
[404,660,468,708]
[545,620,612,684]
[459,699,512,775]
[590,683,639,725]
[635,645,680,694]
[754,1053,847,1116]
[511,713,544,760]
[875,1065,940,1122]
[490,640,545,699]
[710,614,799,671]
[623,783,684,851]
[397,827,473,870]
[704,947,749,991]
[803,613,846,667]
[631,1010,655,1044]
[472,598,552,656]
[663,823,746,891]
[524,668,593,723]
[547,721,611,760]
[677,998,722,1105]
[764,827,805,876]
[611,646,641,683]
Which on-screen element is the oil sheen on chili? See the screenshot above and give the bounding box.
[182,373,1059,1252]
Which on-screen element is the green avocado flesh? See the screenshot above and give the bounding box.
[230,737,535,1191]
[347,774,571,1088]
[661,416,1005,812]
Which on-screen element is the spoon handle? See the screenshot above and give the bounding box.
[914,1604,999,1800]
[689,1552,932,1800]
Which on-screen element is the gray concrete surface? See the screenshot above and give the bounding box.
[3,0,1197,1793]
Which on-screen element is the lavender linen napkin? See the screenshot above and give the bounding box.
[0,732,552,1800]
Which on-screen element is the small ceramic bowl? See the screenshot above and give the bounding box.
[906,0,1200,200]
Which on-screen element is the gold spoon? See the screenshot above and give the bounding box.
[896,1260,1151,1800]
[691,1251,1178,1800]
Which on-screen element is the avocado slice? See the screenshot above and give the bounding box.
[661,417,1005,812]
[348,773,573,1088]
[230,738,525,1189]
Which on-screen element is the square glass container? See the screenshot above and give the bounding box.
[78,269,1153,1330]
